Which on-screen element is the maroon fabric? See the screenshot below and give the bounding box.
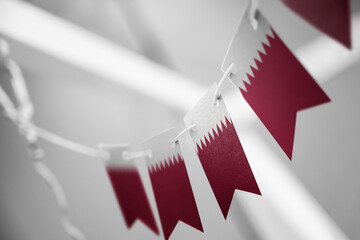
[241,29,330,160]
[107,167,159,234]
[282,0,351,48]
[149,155,203,240]
[196,117,260,219]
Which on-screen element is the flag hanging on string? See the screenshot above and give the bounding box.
[282,0,351,49]
[143,128,203,240]
[102,145,159,235]
[222,4,331,160]
[184,84,260,219]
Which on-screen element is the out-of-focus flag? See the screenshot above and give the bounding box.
[101,145,159,234]
[282,0,351,49]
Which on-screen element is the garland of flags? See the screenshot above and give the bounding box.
[0,0,352,239]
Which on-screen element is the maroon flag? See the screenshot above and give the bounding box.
[222,6,330,160]
[102,145,158,234]
[144,128,203,240]
[185,85,260,219]
[282,0,351,49]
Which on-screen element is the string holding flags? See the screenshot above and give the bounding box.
[0,39,87,240]
[222,1,331,160]
[0,0,346,238]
